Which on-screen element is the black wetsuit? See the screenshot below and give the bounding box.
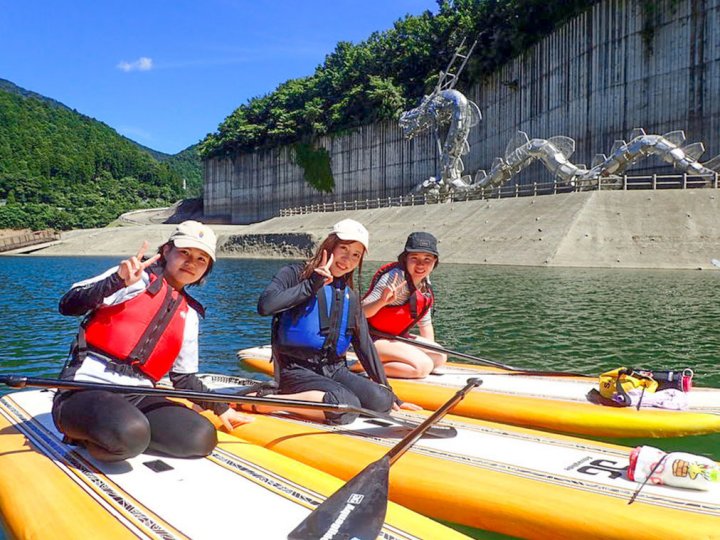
[257,264,396,424]
[51,266,223,462]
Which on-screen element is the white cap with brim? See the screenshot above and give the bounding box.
[331,218,369,253]
[168,220,217,261]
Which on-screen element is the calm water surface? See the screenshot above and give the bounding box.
[1,257,718,538]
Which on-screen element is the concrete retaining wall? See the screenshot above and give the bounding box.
[205,0,720,223]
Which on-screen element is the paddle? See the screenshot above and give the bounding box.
[287,377,482,540]
[371,330,588,377]
[0,375,456,438]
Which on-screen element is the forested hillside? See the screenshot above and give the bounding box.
[0,82,202,230]
[163,144,203,197]
[200,0,599,158]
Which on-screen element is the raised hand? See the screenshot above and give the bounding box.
[313,250,335,285]
[380,273,406,305]
[117,241,161,287]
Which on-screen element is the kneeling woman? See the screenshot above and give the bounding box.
[52,221,253,462]
[256,219,414,424]
[362,232,447,378]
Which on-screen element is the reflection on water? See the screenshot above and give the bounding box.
[431,264,720,387]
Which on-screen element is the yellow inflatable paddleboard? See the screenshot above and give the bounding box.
[0,388,468,540]
[238,345,720,438]
[203,373,720,540]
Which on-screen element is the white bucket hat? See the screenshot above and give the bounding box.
[168,220,217,261]
[331,219,369,253]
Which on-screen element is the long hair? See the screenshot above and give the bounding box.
[156,241,214,287]
[301,234,363,289]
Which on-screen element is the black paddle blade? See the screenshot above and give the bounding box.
[288,456,390,540]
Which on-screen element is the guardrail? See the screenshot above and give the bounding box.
[279,172,719,217]
[0,229,61,253]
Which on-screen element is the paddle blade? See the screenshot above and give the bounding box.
[288,456,390,540]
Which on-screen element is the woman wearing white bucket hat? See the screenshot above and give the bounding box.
[51,220,253,463]
[254,219,417,424]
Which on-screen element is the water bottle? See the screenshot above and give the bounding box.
[628,445,719,491]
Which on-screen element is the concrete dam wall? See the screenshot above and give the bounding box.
[204,0,720,224]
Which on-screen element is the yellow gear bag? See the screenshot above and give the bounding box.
[599,367,658,405]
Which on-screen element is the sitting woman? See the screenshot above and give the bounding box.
[256,219,416,425]
[362,232,447,378]
[52,221,253,462]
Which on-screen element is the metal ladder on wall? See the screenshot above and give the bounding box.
[434,36,478,93]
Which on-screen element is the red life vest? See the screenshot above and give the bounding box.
[82,273,189,382]
[363,262,434,336]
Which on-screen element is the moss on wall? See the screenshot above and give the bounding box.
[292,142,334,192]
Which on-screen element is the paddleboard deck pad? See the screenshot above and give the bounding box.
[0,388,467,540]
[238,345,720,438]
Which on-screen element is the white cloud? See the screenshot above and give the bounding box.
[117,57,154,72]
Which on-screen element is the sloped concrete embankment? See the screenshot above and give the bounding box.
[224,190,720,269]
[25,190,720,269]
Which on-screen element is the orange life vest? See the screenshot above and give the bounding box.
[82,273,189,382]
[363,262,434,336]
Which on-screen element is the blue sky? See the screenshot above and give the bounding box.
[0,0,438,154]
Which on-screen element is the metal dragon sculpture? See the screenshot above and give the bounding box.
[400,39,719,196]
[398,39,482,197]
[472,128,720,190]
[417,128,720,197]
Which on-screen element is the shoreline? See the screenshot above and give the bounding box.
[7,190,720,270]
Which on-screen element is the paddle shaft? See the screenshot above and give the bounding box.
[0,375,353,411]
[386,377,481,464]
[0,375,456,437]
[371,330,588,377]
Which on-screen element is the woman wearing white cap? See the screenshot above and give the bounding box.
[51,220,253,463]
[255,219,414,424]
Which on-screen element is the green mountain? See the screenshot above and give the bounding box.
[0,78,72,112]
[0,79,202,229]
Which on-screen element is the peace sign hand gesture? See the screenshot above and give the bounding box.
[380,273,406,305]
[313,250,335,286]
[117,241,161,287]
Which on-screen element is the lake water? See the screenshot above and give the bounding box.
[1,256,719,538]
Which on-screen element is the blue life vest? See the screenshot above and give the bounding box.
[277,284,355,357]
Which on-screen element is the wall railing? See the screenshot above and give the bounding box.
[278,173,719,217]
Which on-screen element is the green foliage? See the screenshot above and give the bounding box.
[292,142,334,193]
[200,0,599,162]
[0,89,190,230]
[164,144,203,197]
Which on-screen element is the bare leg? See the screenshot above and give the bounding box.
[412,334,448,371]
[373,338,434,378]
